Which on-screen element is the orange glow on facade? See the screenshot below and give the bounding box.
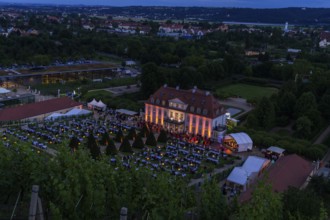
[145,104,148,121]
[202,118,206,137]
[195,116,199,134]
[208,120,212,137]
[161,108,164,125]
[155,106,159,124]
[189,114,192,133]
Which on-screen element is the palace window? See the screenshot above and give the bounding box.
[202,109,208,115]
[190,106,195,112]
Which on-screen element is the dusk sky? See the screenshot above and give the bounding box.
[2,0,330,8]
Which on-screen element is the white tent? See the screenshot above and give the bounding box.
[227,156,270,191]
[46,108,92,120]
[227,167,249,187]
[116,109,138,116]
[65,108,91,116]
[0,87,10,94]
[267,146,285,155]
[45,113,63,120]
[243,156,269,174]
[225,132,253,152]
[95,100,107,111]
[87,99,98,109]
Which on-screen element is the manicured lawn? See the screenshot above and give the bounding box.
[216,83,278,100]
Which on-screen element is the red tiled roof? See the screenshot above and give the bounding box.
[146,86,226,118]
[0,97,82,121]
[239,154,314,202]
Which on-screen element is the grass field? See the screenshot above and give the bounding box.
[215,83,278,100]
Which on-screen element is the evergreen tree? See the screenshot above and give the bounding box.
[127,127,137,140]
[254,97,275,129]
[114,129,124,143]
[119,136,133,153]
[106,138,117,155]
[100,132,111,145]
[132,134,145,149]
[86,132,101,159]
[69,136,80,152]
[140,123,150,138]
[157,129,168,143]
[145,131,157,146]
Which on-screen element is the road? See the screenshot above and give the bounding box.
[315,125,330,164]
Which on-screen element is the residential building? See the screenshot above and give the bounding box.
[144,85,227,138]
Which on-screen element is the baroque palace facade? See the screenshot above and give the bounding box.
[144,85,228,139]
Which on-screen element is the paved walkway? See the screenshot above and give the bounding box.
[218,98,254,118]
[314,125,330,145]
[314,125,330,164]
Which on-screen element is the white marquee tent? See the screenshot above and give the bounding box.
[87,99,107,111]
[116,109,138,116]
[0,87,11,94]
[267,146,285,155]
[224,132,253,152]
[227,156,270,191]
[46,108,92,120]
[87,99,98,109]
[95,100,107,111]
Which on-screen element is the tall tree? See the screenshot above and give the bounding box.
[119,136,133,153]
[199,179,228,220]
[114,129,124,143]
[132,134,145,149]
[145,132,157,147]
[282,187,326,220]
[254,97,275,129]
[157,129,168,143]
[86,132,101,159]
[238,180,282,220]
[69,136,80,152]
[106,138,117,155]
[294,92,317,119]
[100,132,111,146]
[127,127,137,140]
[140,62,164,97]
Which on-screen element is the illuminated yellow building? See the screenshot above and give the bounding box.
[145,85,227,138]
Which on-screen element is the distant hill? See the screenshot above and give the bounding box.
[2,4,330,25]
[102,7,330,25]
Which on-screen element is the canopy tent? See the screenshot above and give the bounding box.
[227,167,249,187]
[87,99,98,109]
[243,156,269,174]
[267,146,285,155]
[46,108,92,120]
[227,156,270,191]
[224,132,253,152]
[87,99,106,111]
[0,87,11,94]
[115,109,138,116]
[95,100,107,111]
